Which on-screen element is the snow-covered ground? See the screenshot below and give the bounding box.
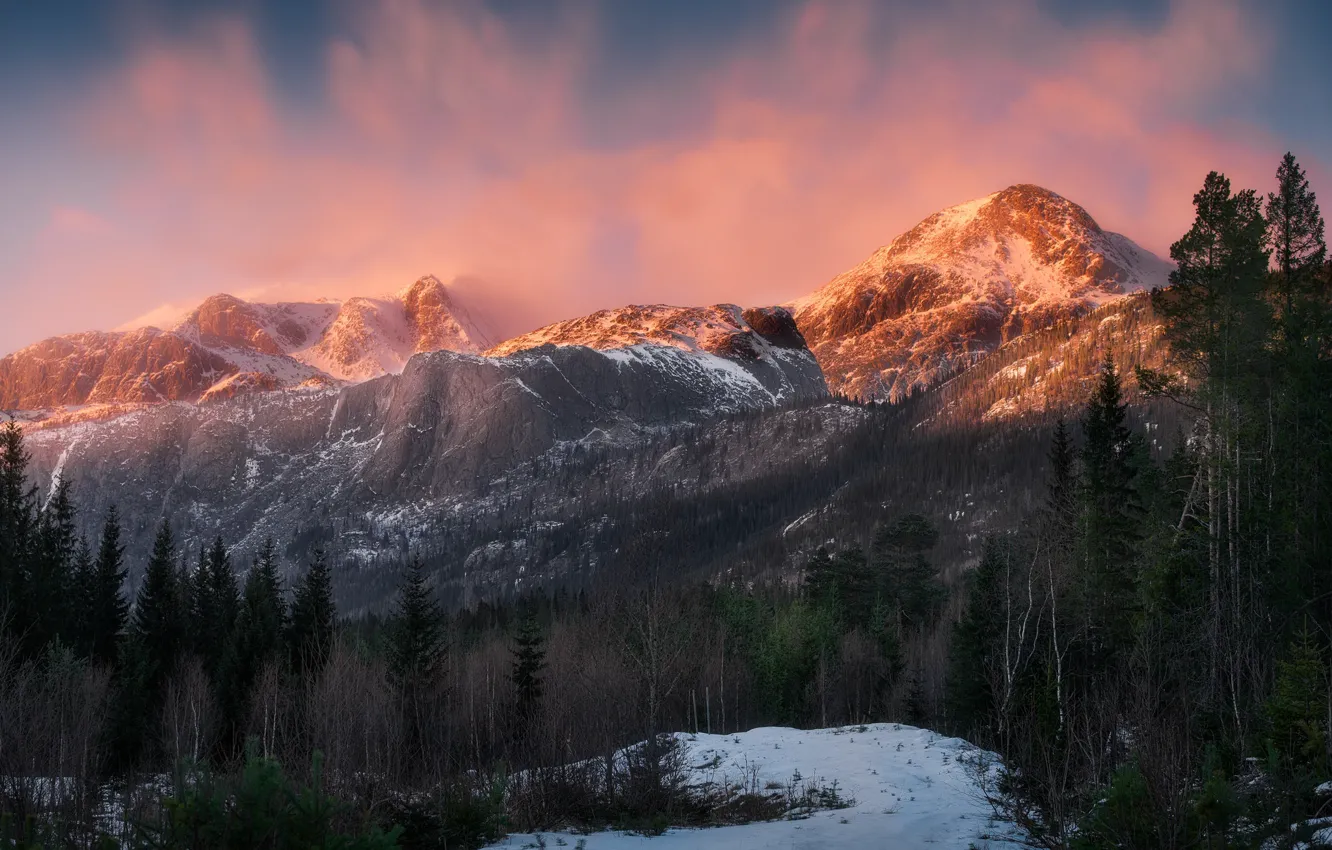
[488,724,1029,849]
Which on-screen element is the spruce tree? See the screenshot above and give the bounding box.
[288,548,336,679]
[387,556,446,690]
[510,607,546,717]
[33,480,78,649]
[233,539,286,672]
[387,556,446,782]
[1045,418,1078,530]
[1263,154,1330,626]
[191,536,239,675]
[209,536,240,627]
[129,521,185,688]
[1079,356,1142,661]
[0,421,35,630]
[86,505,129,666]
[220,539,288,758]
[188,544,213,654]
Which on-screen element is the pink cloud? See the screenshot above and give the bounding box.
[4,0,1318,352]
[47,205,110,237]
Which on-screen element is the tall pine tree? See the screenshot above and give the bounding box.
[129,521,185,684]
[219,538,288,760]
[85,505,129,666]
[1078,356,1142,663]
[387,556,446,690]
[0,422,34,632]
[1151,170,1272,748]
[387,556,447,782]
[510,606,547,718]
[1263,154,1331,627]
[288,548,336,680]
[28,479,77,652]
[190,535,239,675]
[1266,152,1326,315]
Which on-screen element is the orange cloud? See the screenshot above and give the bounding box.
[4,0,1317,352]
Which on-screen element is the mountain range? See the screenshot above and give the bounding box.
[3,185,1175,606]
[0,276,492,411]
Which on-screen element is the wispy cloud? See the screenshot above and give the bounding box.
[3,0,1314,351]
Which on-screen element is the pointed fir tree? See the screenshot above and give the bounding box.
[288,547,336,680]
[246,539,286,651]
[85,505,129,666]
[1263,154,1331,611]
[129,521,185,688]
[1079,356,1143,662]
[386,556,446,691]
[0,421,35,630]
[24,477,77,653]
[232,539,286,679]
[188,544,214,655]
[219,539,288,759]
[208,535,240,644]
[510,606,547,717]
[191,535,239,675]
[1044,418,1079,532]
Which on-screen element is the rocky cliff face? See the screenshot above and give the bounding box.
[487,304,824,407]
[21,316,827,586]
[0,328,235,409]
[791,184,1171,400]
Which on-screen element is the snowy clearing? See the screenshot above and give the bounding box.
[488,724,1029,850]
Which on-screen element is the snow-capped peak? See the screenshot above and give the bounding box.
[1,277,494,410]
[791,184,1172,400]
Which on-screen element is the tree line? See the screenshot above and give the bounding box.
[947,153,1332,848]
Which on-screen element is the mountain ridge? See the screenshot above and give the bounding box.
[0,275,485,410]
[791,183,1172,400]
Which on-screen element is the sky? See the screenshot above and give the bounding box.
[1,0,1330,352]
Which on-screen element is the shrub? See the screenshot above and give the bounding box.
[131,748,400,849]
